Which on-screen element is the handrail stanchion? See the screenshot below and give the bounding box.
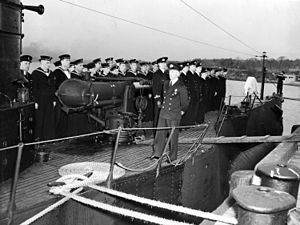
[106,127,122,188]
[7,143,24,225]
[156,127,176,178]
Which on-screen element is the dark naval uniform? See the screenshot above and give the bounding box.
[71,71,84,80]
[31,67,55,140]
[125,70,137,78]
[153,79,189,161]
[51,66,70,138]
[152,69,169,127]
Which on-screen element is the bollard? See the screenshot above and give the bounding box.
[232,185,296,225]
[255,163,300,200]
[229,170,253,195]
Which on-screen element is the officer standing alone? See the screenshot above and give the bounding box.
[151,63,189,162]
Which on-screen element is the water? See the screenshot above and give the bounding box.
[226,79,300,135]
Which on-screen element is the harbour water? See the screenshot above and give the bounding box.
[227,79,300,135]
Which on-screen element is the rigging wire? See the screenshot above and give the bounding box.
[57,0,255,57]
[179,0,261,55]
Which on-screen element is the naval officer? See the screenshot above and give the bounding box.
[151,63,189,162]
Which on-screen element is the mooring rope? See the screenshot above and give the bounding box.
[19,188,83,225]
[87,184,238,225]
[61,191,193,225]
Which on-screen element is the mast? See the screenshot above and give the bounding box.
[260,51,267,100]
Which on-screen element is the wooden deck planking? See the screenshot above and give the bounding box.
[0,112,218,220]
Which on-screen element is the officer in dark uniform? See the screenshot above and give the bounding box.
[19,55,33,100]
[71,59,84,80]
[151,63,189,162]
[51,54,71,138]
[126,59,138,77]
[31,56,55,141]
[152,57,169,128]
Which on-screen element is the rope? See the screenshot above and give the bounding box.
[19,188,82,225]
[115,161,158,172]
[0,124,205,152]
[61,191,193,225]
[88,184,238,225]
[23,129,118,147]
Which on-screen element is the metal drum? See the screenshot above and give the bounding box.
[256,163,300,200]
[232,185,296,225]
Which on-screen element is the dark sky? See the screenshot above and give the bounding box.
[22,0,300,61]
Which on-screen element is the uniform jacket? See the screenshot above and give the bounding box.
[31,67,55,103]
[50,67,69,91]
[71,71,84,80]
[125,70,137,78]
[160,79,189,120]
[152,69,169,101]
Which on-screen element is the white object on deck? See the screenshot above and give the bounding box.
[244,76,259,96]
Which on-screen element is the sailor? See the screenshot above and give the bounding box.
[118,60,127,77]
[51,54,71,90]
[151,60,158,73]
[137,61,153,122]
[53,60,61,69]
[115,58,124,67]
[92,58,102,76]
[20,55,33,100]
[31,55,55,141]
[152,56,169,128]
[146,62,153,80]
[126,59,138,77]
[137,61,148,79]
[179,61,192,126]
[86,62,97,80]
[195,62,205,124]
[101,63,110,77]
[50,54,71,138]
[151,63,189,162]
[215,67,227,111]
[108,64,119,77]
[105,57,114,68]
[276,71,286,95]
[71,59,84,80]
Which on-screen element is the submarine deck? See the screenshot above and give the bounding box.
[0,111,218,223]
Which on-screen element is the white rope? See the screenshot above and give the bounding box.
[60,191,193,225]
[19,188,82,225]
[88,184,238,225]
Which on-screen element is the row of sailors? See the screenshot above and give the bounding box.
[18,54,227,141]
